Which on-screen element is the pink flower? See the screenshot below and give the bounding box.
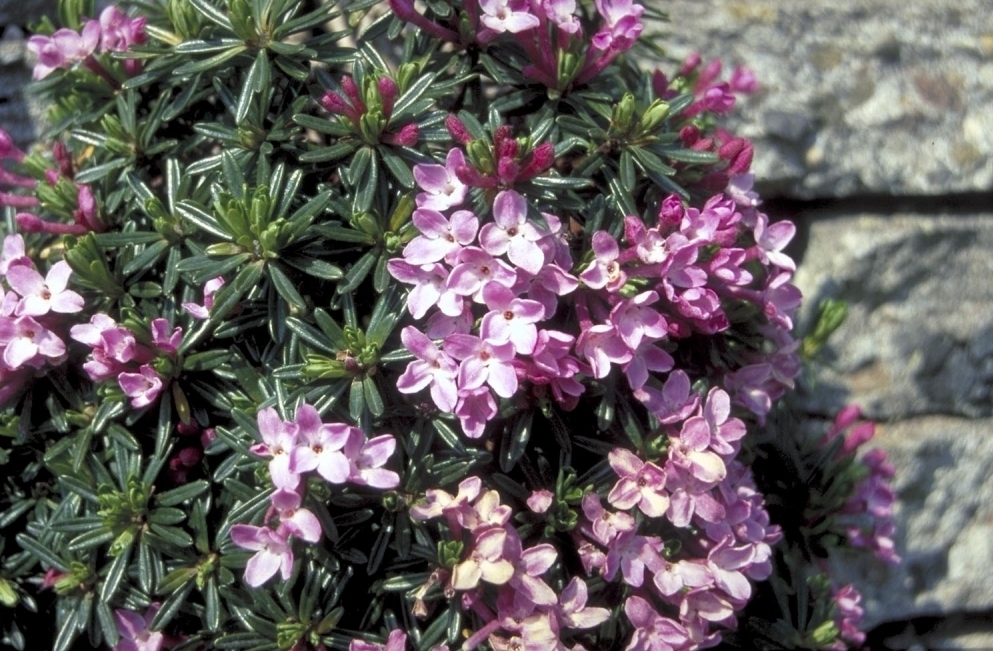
[581,493,635,546]
[623,596,689,651]
[579,232,626,291]
[396,326,459,412]
[230,524,295,587]
[446,247,516,299]
[118,364,164,408]
[414,149,469,211]
[0,234,30,275]
[575,324,631,379]
[455,385,498,439]
[479,0,541,33]
[388,260,465,319]
[526,489,554,514]
[287,404,353,484]
[450,526,516,590]
[509,542,558,606]
[445,334,518,398]
[5,260,83,316]
[26,23,101,80]
[270,488,322,543]
[752,213,796,271]
[610,291,668,350]
[151,318,182,355]
[113,604,164,651]
[345,434,401,488]
[0,316,66,369]
[607,448,669,517]
[557,577,610,629]
[250,407,301,490]
[350,629,408,651]
[403,209,479,265]
[479,190,545,274]
[97,6,148,53]
[479,283,544,355]
[182,276,225,319]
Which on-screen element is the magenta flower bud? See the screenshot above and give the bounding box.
[15,212,88,235]
[383,123,419,147]
[831,404,863,434]
[651,69,669,98]
[677,51,701,77]
[52,141,74,178]
[340,76,366,115]
[517,142,555,180]
[320,90,360,124]
[0,129,26,162]
[678,125,700,146]
[719,137,753,175]
[493,125,516,158]
[445,115,473,144]
[377,77,399,121]
[0,168,36,189]
[496,157,520,184]
[74,184,104,231]
[0,192,40,209]
[658,194,684,227]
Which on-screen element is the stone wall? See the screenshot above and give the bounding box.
[3,0,992,648]
[661,1,993,648]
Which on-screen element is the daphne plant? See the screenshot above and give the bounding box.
[0,0,896,650]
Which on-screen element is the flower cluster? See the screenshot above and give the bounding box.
[388,0,646,91]
[26,6,146,80]
[0,234,82,404]
[826,406,900,565]
[70,314,181,408]
[411,477,610,651]
[321,74,419,147]
[232,404,401,586]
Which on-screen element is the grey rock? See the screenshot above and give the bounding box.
[792,214,993,421]
[657,0,993,198]
[0,30,44,148]
[0,0,58,27]
[829,416,993,629]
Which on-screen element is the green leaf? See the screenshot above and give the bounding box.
[188,0,235,30]
[336,250,377,294]
[156,480,210,506]
[177,201,231,240]
[99,545,132,602]
[298,141,358,163]
[15,533,69,572]
[173,45,249,76]
[293,113,352,137]
[268,263,307,312]
[285,318,338,355]
[378,148,414,188]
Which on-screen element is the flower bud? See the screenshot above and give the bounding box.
[340,76,366,115]
[612,93,636,133]
[377,76,398,121]
[445,114,473,144]
[639,99,670,132]
[383,123,419,147]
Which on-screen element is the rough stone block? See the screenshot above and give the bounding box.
[657,0,993,198]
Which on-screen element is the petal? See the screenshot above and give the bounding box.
[244,549,280,586]
[49,289,84,313]
[45,261,73,293]
[229,525,265,551]
[5,265,44,297]
[608,448,643,478]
